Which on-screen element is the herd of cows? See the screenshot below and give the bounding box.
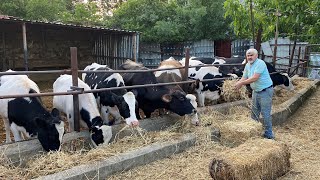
[0,57,295,151]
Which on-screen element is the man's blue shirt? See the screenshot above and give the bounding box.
[243,58,273,92]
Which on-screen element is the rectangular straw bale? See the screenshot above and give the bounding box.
[218,120,263,147]
[209,139,290,180]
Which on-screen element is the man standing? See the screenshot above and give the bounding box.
[235,48,274,139]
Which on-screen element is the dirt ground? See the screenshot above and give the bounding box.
[106,86,320,179]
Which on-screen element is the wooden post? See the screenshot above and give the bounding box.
[250,0,255,48]
[183,48,190,92]
[273,9,281,67]
[2,32,6,70]
[296,46,301,75]
[70,47,80,132]
[288,39,297,74]
[22,23,28,71]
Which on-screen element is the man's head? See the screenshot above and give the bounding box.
[246,48,258,64]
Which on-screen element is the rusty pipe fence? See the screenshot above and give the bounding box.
[0,48,303,132]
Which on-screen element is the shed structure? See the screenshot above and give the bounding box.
[0,15,139,81]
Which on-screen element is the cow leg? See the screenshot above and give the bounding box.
[100,105,110,124]
[108,106,122,120]
[10,123,22,142]
[67,113,74,132]
[107,106,122,125]
[197,91,205,107]
[2,117,12,143]
[144,111,152,118]
[135,108,142,120]
[246,85,253,98]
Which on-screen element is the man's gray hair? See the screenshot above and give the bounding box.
[246,48,258,55]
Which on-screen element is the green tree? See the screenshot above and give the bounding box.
[60,2,104,25]
[108,0,231,43]
[0,0,27,18]
[224,0,320,44]
[25,0,67,22]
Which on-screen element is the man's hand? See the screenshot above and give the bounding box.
[234,81,243,90]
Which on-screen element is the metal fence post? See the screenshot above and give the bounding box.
[70,47,80,132]
[183,48,190,92]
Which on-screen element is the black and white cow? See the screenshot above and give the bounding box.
[265,62,294,90]
[82,63,138,126]
[0,73,64,151]
[119,60,197,119]
[53,75,112,147]
[179,59,238,107]
[155,57,199,125]
[189,57,294,92]
[244,61,294,96]
[186,56,246,77]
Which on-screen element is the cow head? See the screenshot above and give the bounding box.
[36,108,65,151]
[279,73,294,91]
[111,92,139,126]
[91,125,112,147]
[161,91,197,116]
[186,94,199,125]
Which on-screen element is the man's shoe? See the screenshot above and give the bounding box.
[263,134,275,140]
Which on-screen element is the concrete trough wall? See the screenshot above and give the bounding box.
[0,79,319,179]
[35,133,196,180]
[272,79,320,125]
[0,114,183,165]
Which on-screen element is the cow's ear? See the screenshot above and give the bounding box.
[91,126,98,133]
[111,94,122,105]
[131,89,138,98]
[161,94,172,103]
[51,108,60,117]
[35,117,47,128]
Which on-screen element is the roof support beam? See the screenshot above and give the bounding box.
[22,22,28,71]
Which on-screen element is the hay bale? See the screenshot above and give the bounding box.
[202,107,262,147]
[221,79,248,102]
[209,139,290,180]
[219,120,263,147]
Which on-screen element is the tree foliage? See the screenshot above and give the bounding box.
[108,0,231,43]
[0,0,105,25]
[0,0,67,22]
[60,2,104,25]
[224,0,320,43]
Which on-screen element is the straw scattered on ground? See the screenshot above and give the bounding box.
[273,78,313,107]
[107,85,320,180]
[276,86,320,179]
[0,126,183,179]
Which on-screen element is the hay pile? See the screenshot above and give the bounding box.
[201,106,262,146]
[273,78,313,107]
[107,106,262,179]
[108,86,320,180]
[0,152,24,179]
[0,127,182,179]
[275,87,320,179]
[209,138,290,180]
[220,79,248,102]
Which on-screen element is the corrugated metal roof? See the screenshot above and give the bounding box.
[0,15,138,34]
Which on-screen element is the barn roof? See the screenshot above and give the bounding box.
[0,15,138,34]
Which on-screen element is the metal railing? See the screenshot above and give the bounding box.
[0,47,303,133]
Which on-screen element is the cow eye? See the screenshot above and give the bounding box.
[179,97,185,101]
